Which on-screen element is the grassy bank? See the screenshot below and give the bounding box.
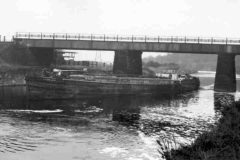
[158,93,240,160]
[0,59,29,72]
[0,60,42,72]
[0,43,38,72]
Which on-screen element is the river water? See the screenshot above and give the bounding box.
[0,72,240,160]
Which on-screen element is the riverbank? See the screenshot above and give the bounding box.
[160,93,240,160]
[0,67,42,86]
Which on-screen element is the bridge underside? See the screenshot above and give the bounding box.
[214,54,236,92]
[113,50,142,75]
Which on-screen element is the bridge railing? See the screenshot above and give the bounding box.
[15,32,240,45]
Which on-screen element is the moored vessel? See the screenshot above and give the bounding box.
[25,69,200,100]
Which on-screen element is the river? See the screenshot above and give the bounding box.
[0,72,240,160]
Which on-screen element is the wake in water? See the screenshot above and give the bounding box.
[197,71,216,74]
[199,84,214,90]
[193,71,240,79]
[3,109,63,113]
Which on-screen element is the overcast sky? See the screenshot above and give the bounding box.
[1,0,239,62]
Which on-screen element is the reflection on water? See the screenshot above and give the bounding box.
[0,75,240,159]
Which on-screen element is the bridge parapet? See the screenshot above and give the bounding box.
[15,32,240,45]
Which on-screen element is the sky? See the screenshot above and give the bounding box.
[1,0,240,62]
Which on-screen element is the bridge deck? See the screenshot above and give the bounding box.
[14,32,240,54]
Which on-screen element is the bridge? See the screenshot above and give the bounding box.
[13,32,240,92]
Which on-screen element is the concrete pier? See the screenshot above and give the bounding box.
[30,48,55,66]
[214,54,236,92]
[113,50,142,75]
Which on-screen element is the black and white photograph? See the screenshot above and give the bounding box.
[1,0,240,159]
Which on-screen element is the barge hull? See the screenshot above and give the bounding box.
[26,77,181,100]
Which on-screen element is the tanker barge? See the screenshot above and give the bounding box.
[25,70,200,100]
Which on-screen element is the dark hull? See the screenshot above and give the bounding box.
[181,78,200,92]
[25,76,199,100]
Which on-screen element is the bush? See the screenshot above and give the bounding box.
[145,61,161,68]
[158,94,240,160]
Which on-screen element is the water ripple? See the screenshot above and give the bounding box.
[0,136,38,153]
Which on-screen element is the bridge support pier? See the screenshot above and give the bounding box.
[214,53,236,92]
[113,50,142,75]
[29,48,56,66]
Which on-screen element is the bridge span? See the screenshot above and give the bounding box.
[15,32,240,54]
[14,32,240,92]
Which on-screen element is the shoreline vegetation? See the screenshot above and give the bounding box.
[0,44,37,72]
[143,53,240,75]
[158,93,240,160]
[143,53,217,76]
[142,61,198,75]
